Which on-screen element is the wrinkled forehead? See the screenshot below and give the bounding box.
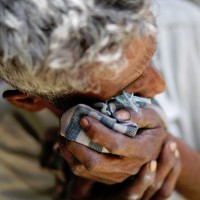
[0,34,156,103]
[0,0,155,99]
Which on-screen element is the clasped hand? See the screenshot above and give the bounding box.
[59,105,181,200]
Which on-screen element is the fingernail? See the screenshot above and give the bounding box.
[170,142,177,152]
[128,194,140,200]
[115,110,131,121]
[150,160,157,173]
[175,150,180,158]
[80,118,89,129]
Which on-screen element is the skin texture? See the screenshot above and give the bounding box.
[77,36,166,101]
[3,36,181,199]
[1,1,199,199]
[59,108,181,200]
[3,92,181,200]
[3,37,166,112]
[68,140,180,200]
[171,136,200,200]
[60,106,167,184]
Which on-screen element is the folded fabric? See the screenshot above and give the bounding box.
[60,92,152,153]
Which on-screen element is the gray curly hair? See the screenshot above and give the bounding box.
[0,0,155,99]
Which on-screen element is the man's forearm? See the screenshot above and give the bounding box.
[171,135,200,200]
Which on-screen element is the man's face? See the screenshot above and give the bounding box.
[57,35,166,109]
[3,34,166,113]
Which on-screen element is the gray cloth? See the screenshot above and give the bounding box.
[60,93,151,153]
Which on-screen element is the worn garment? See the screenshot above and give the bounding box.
[0,82,58,200]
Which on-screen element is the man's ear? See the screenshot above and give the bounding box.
[3,90,46,112]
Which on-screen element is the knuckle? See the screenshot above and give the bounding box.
[142,173,154,185]
[150,181,162,192]
[87,130,99,142]
[134,142,151,162]
[162,148,175,166]
[71,164,83,176]
[154,128,166,141]
[109,140,122,154]
[158,187,172,199]
[83,158,99,172]
[126,164,141,176]
[162,156,173,167]
[159,129,167,142]
[67,142,77,151]
[130,109,141,122]
[115,176,127,184]
[147,107,157,115]
[148,108,163,125]
[85,119,102,142]
[86,118,98,132]
[138,155,149,165]
[140,145,154,163]
[142,153,151,163]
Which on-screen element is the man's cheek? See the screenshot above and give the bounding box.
[124,65,166,98]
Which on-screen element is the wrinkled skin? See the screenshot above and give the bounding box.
[4,89,181,199]
[59,106,181,200]
[60,106,166,184]
[69,140,181,200]
[3,36,181,199]
[56,36,181,199]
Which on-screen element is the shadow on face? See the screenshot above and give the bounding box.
[3,36,166,114]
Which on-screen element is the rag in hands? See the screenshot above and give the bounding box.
[60,92,151,153]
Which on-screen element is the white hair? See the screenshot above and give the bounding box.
[0,0,155,99]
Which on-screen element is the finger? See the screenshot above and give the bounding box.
[66,140,143,183]
[115,106,163,129]
[80,116,132,154]
[60,139,116,184]
[153,150,181,200]
[124,160,157,200]
[81,116,165,160]
[66,140,124,174]
[60,137,92,179]
[59,136,75,164]
[65,141,122,182]
[143,141,177,200]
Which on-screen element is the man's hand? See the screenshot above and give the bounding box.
[121,140,181,200]
[59,106,167,184]
[67,140,181,200]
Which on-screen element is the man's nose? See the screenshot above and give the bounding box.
[124,65,166,98]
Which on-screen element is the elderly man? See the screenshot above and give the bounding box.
[0,0,181,199]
